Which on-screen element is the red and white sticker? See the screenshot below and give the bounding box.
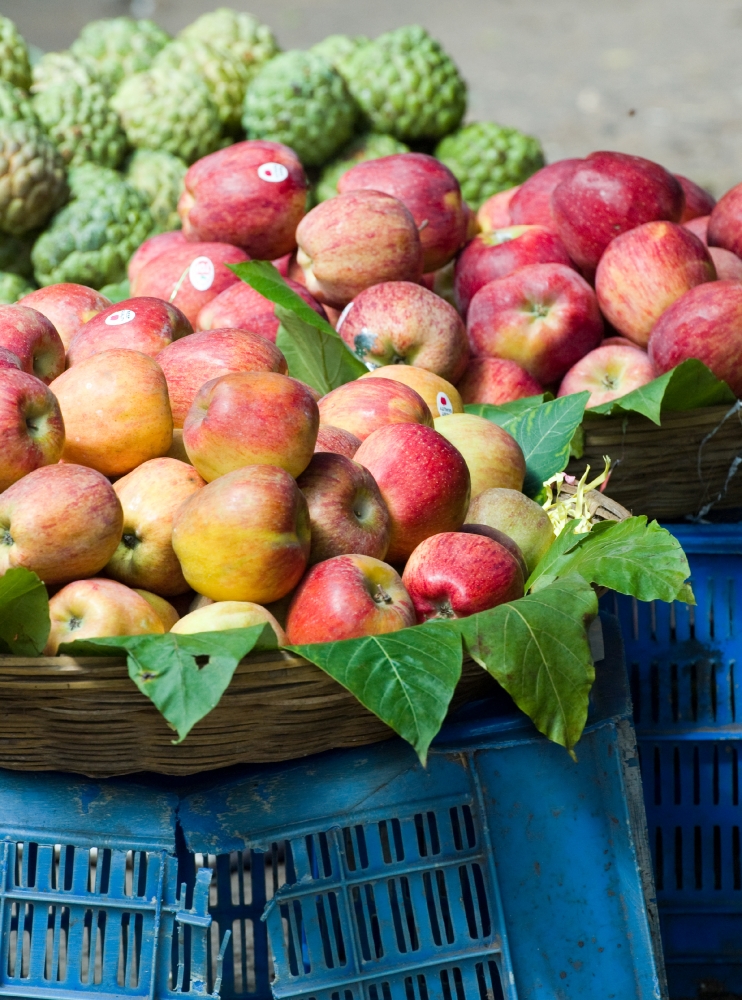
[104,309,136,326]
[437,392,454,416]
[189,256,215,291]
[257,162,289,183]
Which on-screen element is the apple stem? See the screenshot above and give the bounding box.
[1,529,12,547]
[371,584,393,605]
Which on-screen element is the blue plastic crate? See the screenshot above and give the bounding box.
[604,524,742,1000]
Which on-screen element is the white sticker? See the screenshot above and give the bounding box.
[437,392,454,416]
[335,302,353,332]
[257,162,289,183]
[189,256,215,291]
[104,309,136,326]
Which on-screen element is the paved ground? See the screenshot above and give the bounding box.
[6,0,742,195]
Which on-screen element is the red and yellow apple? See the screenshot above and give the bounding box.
[170,600,287,644]
[318,376,432,441]
[676,174,716,222]
[457,356,543,405]
[0,368,65,492]
[508,159,583,230]
[67,297,193,365]
[477,186,520,233]
[18,283,111,351]
[558,343,657,407]
[314,424,361,458]
[0,304,65,383]
[45,578,164,654]
[135,590,180,631]
[196,277,327,341]
[128,230,187,284]
[360,366,463,419]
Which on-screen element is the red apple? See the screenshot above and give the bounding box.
[336,281,469,383]
[458,523,527,577]
[676,174,716,222]
[0,347,21,371]
[354,423,470,562]
[558,343,657,408]
[457,357,543,405]
[314,424,361,458]
[602,335,645,349]
[0,305,65,383]
[18,284,111,351]
[683,215,709,244]
[0,368,65,492]
[595,221,716,346]
[338,152,468,272]
[196,277,327,342]
[156,327,287,427]
[476,186,520,233]
[128,230,187,284]
[454,225,574,315]
[551,151,684,273]
[285,554,415,644]
[179,140,307,259]
[131,241,249,326]
[709,247,742,282]
[67,298,193,365]
[402,531,523,621]
[708,182,742,258]
[45,578,163,654]
[508,159,583,230]
[297,452,391,564]
[295,190,423,308]
[466,487,555,576]
[467,263,604,385]
[648,280,742,395]
[318,376,432,441]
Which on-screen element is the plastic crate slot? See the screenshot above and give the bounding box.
[458,865,491,941]
[314,892,345,969]
[368,981,392,1000]
[421,869,454,948]
[475,960,506,1000]
[733,826,741,890]
[674,827,683,890]
[351,883,382,962]
[388,877,419,954]
[694,827,703,890]
[403,971,428,1000]
[654,828,664,891]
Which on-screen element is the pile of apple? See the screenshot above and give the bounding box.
[1,138,741,658]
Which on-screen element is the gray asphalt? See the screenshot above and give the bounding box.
[5,0,742,196]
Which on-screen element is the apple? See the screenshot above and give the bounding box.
[708,182,742,258]
[467,262,604,385]
[285,554,415,644]
[0,463,123,585]
[273,252,292,277]
[335,280,469,383]
[172,464,310,603]
[170,600,287,644]
[360,366,463,419]
[295,190,423,308]
[131,241,249,326]
[135,590,180,631]
[67,298,193,365]
[595,221,716,346]
[354,423,470,562]
[189,593,214,613]
[104,457,205,596]
[558,343,657,407]
[476,186,520,233]
[602,335,646,349]
[297,452,391,564]
[18,284,111,351]
[45,578,164,654]
[337,152,468,272]
[128,230,187,284]
[0,368,65,492]
[183,371,319,482]
[196,276,327,342]
[454,226,574,315]
[314,424,361,458]
[457,357,543,405]
[433,412,525,497]
[402,531,523,621]
[676,174,716,221]
[683,215,709,244]
[458,523,528,577]
[318,376,432,441]
[166,428,191,463]
[648,280,742,396]
[179,140,307,259]
[50,349,172,477]
[551,151,685,273]
[0,347,21,371]
[156,327,287,427]
[508,159,583,230]
[709,247,742,281]
[0,305,65,383]
[466,487,554,575]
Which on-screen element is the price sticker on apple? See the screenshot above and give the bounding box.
[104,309,136,326]
[437,392,454,416]
[189,256,215,291]
[257,162,289,183]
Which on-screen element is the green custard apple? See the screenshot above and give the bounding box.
[0,271,33,303]
[310,34,368,74]
[33,79,128,168]
[0,79,38,125]
[0,16,31,92]
[154,38,250,133]
[315,132,409,202]
[179,8,279,81]
[71,16,170,89]
[31,50,104,95]
[126,149,187,232]
[0,121,68,236]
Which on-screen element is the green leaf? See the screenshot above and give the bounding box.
[229,259,338,337]
[464,393,550,425]
[287,619,464,764]
[275,305,367,395]
[60,625,277,742]
[455,576,598,755]
[0,567,50,656]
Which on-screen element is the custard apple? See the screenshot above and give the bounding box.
[0,230,36,277]
[435,122,545,209]
[0,121,68,235]
[310,35,368,73]
[179,8,278,80]
[0,271,33,303]
[154,38,249,133]
[33,79,128,168]
[126,149,186,232]
[0,80,38,125]
[243,50,357,167]
[342,26,466,142]
[67,162,126,200]
[315,132,409,202]
[111,66,222,165]
[31,50,104,95]
[0,17,31,92]
[71,17,170,89]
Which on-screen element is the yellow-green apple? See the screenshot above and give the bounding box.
[354,423,470,562]
[131,241,249,326]
[508,159,582,230]
[337,152,468,272]
[67,298,193,365]
[105,457,205,595]
[128,230,187,284]
[314,425,361,458]
[709,247,742,281]
[318,376,432,441]
[360,366,463,419]
[179,140,307,259]
[0,305,65,383]
[295,190,423,308]
[402,531,523,621]
[466,487,554,575]
[455,226,574,315]
[172,464,310,603]
[433,412,525,497]
[477,186,520,233]
[708,182,742,257]
[648,281,742,395]
[458,522,527,577]
[44,578,164,654]
[170,600,287,644]
[156,327,287,427]
[595,221,715,346]
[336,280,469,383]
[196,277,327,341]
[558,343,657,407]
[0,463,123,585]
[684,215,709,244]
[297,452,391,564]
[457,356,543,405]
[135,590,180,631]
[676,174,716,222]
[467,262,604,385]
[183,371,319,481]
[285,554,415,644]
[18,284,111,351]
[0,368,65,492]
[50,349,172,477]
[0,347,21,371]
